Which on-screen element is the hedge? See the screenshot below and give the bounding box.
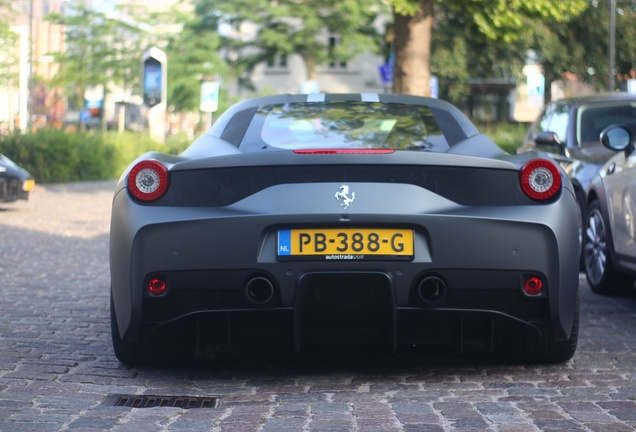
[0,129,191,184]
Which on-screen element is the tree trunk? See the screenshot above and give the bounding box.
[542,62,554,106]
[305,54,316,81]
[392,0,434,96]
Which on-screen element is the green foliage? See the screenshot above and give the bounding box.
[157,4,230,113]
[452,0,588,43]
[46,4,148,109]
[480,122,529,154]
[534,1,636,93]
[0,130,190,184]
[202,0,385,80]
[0,1,19,88]
[430,34,470,105]
[387,0,589,96]
[390,0,422,16]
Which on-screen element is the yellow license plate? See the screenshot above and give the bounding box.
[277,228,413,258]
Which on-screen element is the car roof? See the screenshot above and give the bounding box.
[552,92,636,107]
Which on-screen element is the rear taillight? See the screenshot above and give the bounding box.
[127,160,168,201]
[293,149,395,154]
[520,159,561,200]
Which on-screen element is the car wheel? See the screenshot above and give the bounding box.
[583,200,635,294]
[542,292,579,364]
[110,292,144,365]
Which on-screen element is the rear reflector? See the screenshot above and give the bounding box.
[147,277,167,296]
[524,277,544,295]
[293,149,395,154]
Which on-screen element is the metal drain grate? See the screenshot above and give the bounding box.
[103,394,220,409]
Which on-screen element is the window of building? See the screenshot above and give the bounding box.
[328,35,347,69]
[266,53,288,70]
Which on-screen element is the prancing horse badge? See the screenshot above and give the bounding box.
[335,185,355,209]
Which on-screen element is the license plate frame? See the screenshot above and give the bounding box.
[277,228,414,261]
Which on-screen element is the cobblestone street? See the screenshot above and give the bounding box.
[1,180,636,431]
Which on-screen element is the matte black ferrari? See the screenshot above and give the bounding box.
[109,94,580,365]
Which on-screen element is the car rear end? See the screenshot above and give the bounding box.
[111,150,579,363]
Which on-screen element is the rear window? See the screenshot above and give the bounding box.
[240,101,448,152]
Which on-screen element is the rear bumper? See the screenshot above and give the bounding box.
[110,183,579,350]
[138,269,551,354]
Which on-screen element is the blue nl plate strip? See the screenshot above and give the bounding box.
[277,230,291,256]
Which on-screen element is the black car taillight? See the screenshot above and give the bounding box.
[520,159,561,201]
[127,160,169,201]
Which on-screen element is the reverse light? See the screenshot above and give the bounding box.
[524,276,544,296]
[147,277,167,296]
[520,159,561,200]
[293,149,395,155]
[127,160,168,201]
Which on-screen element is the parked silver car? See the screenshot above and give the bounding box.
[583,125,636,294]
[519,93,636,262]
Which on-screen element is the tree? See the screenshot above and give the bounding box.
[0,1,19,90]
[200,0,385,82]
[533,0,636,100]
[46,4,148,115]
[158,3,231,113]
[387,0,589,96]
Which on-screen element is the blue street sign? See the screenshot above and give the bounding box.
[378,63,393,85]
[79,109,92,124]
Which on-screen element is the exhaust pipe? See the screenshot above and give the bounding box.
[245,276,275,305]
[417,276,447,303]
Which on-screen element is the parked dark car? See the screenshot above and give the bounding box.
[518,93,636,254]
[583,125,636,294]
[110,93,580,366]
[0,153,34,203]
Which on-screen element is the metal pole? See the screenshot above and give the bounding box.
[27,0,34,130]
[608,0,616,92]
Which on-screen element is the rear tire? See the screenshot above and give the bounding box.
[495,294,579,364]
[110,291,196,366]
[541,293,579,364]
[583,200,635,294]
[110,292,144,365]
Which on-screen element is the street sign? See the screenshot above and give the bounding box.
[79,109,92,124]
[378,63,393,85]
[200,81,220,113]
[301,81,320,94]
[430,76,438,99]
[142,48,167,108]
